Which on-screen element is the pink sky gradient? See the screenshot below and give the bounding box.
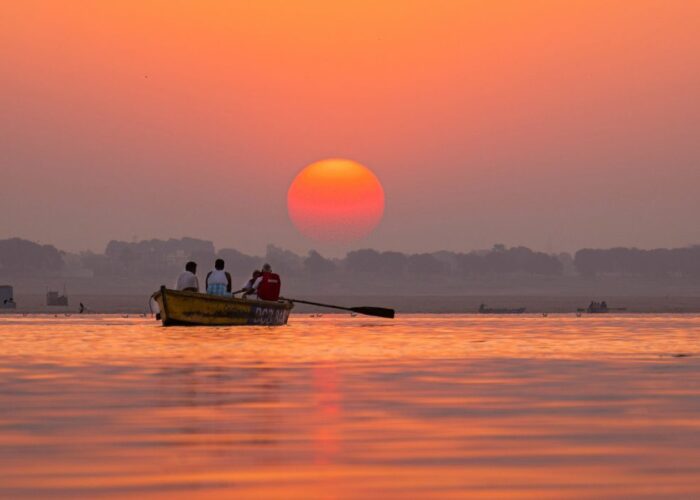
[1,1,699,255]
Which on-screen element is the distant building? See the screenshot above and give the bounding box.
[0,285,16,309]
[47,289,69,306]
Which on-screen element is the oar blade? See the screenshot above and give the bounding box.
[350,306,395,319]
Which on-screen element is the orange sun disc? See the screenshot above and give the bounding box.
[287,159,385,243]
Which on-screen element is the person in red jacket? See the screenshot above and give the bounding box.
[254,263,282,301]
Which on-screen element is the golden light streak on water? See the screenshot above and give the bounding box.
[1,314,699,498]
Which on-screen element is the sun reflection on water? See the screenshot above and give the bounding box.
[0,314,699,498]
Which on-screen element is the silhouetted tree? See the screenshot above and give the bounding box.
[345,249,407,274]
[0,238,64,274]
[574,246,700,277]
[406,253,447,275]
[103,238,216,277]
[304,250,336,275]
[265,244,303,275]
[456,245,561,276]
[217,248,260,277]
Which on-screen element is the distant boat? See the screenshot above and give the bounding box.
[478,303,526,314]
[0,285,16,309]
[151,287,293,326]
[577,301,627,314]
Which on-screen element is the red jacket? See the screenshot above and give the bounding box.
[257,272,281,301]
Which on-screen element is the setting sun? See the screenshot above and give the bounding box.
[287,159,385,243]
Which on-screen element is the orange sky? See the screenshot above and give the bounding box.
[1,1,699,254]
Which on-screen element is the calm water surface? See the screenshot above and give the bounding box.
[1,314,699,498]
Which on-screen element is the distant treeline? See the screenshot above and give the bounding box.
[1,237,699,280]
[0,238,64,274]
[575,247,700,277]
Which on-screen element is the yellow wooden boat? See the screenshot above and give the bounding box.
[151,287,293,326]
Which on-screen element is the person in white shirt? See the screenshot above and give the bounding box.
[206,259,232,296]
[240,270,262,297]
[175,261,199,292]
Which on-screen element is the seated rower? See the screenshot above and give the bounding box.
[254,263,282,301]
[240,270,262,298]
[206,259,232,296]
[176,261,199,292]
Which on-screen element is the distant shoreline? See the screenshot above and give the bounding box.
[5,293,700,315]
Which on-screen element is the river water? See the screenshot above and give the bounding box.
[1,314,699,498]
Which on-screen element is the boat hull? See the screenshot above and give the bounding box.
[152,287,293,326]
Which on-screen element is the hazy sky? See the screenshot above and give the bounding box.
[2,1,699,256]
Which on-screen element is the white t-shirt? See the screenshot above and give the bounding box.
[207,269,229,286]
[176,271,199,291]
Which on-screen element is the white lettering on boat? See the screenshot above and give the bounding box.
[252,306,289,325]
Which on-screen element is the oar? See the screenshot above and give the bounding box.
[284,298,395,319]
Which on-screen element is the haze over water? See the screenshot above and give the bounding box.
[3,2,700,254]
[1,314,700,498]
